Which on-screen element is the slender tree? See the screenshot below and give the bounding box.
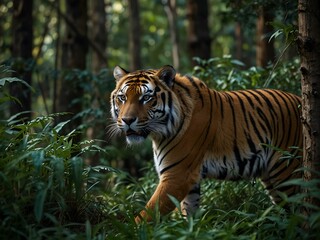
[128,0,141,70]
[298,0,320,214]
[235,22,244,62]
[186,0,211,65]
[10,0,33,120]
[256,6,275,67]
[53,0,61,115]
[91,0,107,72]
[164,0,180,70]
[87,0,108,165]
[57,0,88,140]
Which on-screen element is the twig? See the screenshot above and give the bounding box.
[48,0,107,63]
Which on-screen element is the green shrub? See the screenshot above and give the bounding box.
[192,56,301,94]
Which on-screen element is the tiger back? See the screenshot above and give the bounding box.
[109,65,302,223]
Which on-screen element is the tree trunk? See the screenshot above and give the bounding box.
[186,0,211,65]
[298,0,320,216]
[164,0,180,70]
[256,6,275,67]
[53,0,61,115]
[87,0,108,165]
[91,0,107,72]
[235,22,243,62]
[128,0,141,70]
[57,0,88,140]
[10,0,33,120]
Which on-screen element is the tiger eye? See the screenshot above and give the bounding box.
[143,95,152,101]
[117,94,126,102]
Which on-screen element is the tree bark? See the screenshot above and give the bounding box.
[235,22,243,62]
[128,0,141,70]
[298,0,320,214]
[186,0,211,65]
[53,0,61,115]
[91,0,107,72]
[87,0,108,165]
[57,0,88,140]
[10,0,33,120]
[164,0,180,70]
[256,6,275,67]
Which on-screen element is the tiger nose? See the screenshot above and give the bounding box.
[122,117,136,125]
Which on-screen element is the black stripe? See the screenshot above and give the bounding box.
[215,91,224,119]
[160,92,166,109]
[174,81,192,96]
[255,90,278,137]
[264,90,287,147]
[185,75,204,107]
[218,163,228,179]
[256,107,273,139]
[140,80,149,84]
[265,148,277,167]
[157,115,186,165]
[238,90,255,108]
[233,91,250,129]
[282,92,302,147]
[160,158,185,175]
[204,88,214,143]
[248,112,265,143]
[225,93,237,138]
[234,143,246,176]
[268,165,295,186]
[265,160,290,183]
[268,90,293,147]
[112,96,118,117]
[168,92,175,125]
[246,90,264,106]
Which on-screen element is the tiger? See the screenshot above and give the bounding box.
[109,65,302,223]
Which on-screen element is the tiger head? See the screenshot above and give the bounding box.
[110,65,182,144]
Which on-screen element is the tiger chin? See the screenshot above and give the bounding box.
[110,65,302,224]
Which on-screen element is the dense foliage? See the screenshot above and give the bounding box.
[193,56,301,94]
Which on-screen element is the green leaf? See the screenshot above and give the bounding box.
[34,184,48,223]
[32,150,45,174]
[85,220,92,240]
[167,194,181,213]
[230,59,245,67]
[54,120,71,133]
[7,111,31,124]
[0,77,32,89]
[51,157,65,191]
[71,157,84,199]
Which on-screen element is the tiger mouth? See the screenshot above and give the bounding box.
[125,129,149,138]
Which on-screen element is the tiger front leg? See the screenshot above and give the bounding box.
[135,173,197,223]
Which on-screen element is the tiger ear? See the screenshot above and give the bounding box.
[156,65,176,88]
[113,66,129,81]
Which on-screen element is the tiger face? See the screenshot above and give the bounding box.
[110,65,181,144]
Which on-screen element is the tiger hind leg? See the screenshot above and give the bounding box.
[180,183,201,216]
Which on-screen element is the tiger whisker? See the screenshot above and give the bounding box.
[107,123,122,139]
